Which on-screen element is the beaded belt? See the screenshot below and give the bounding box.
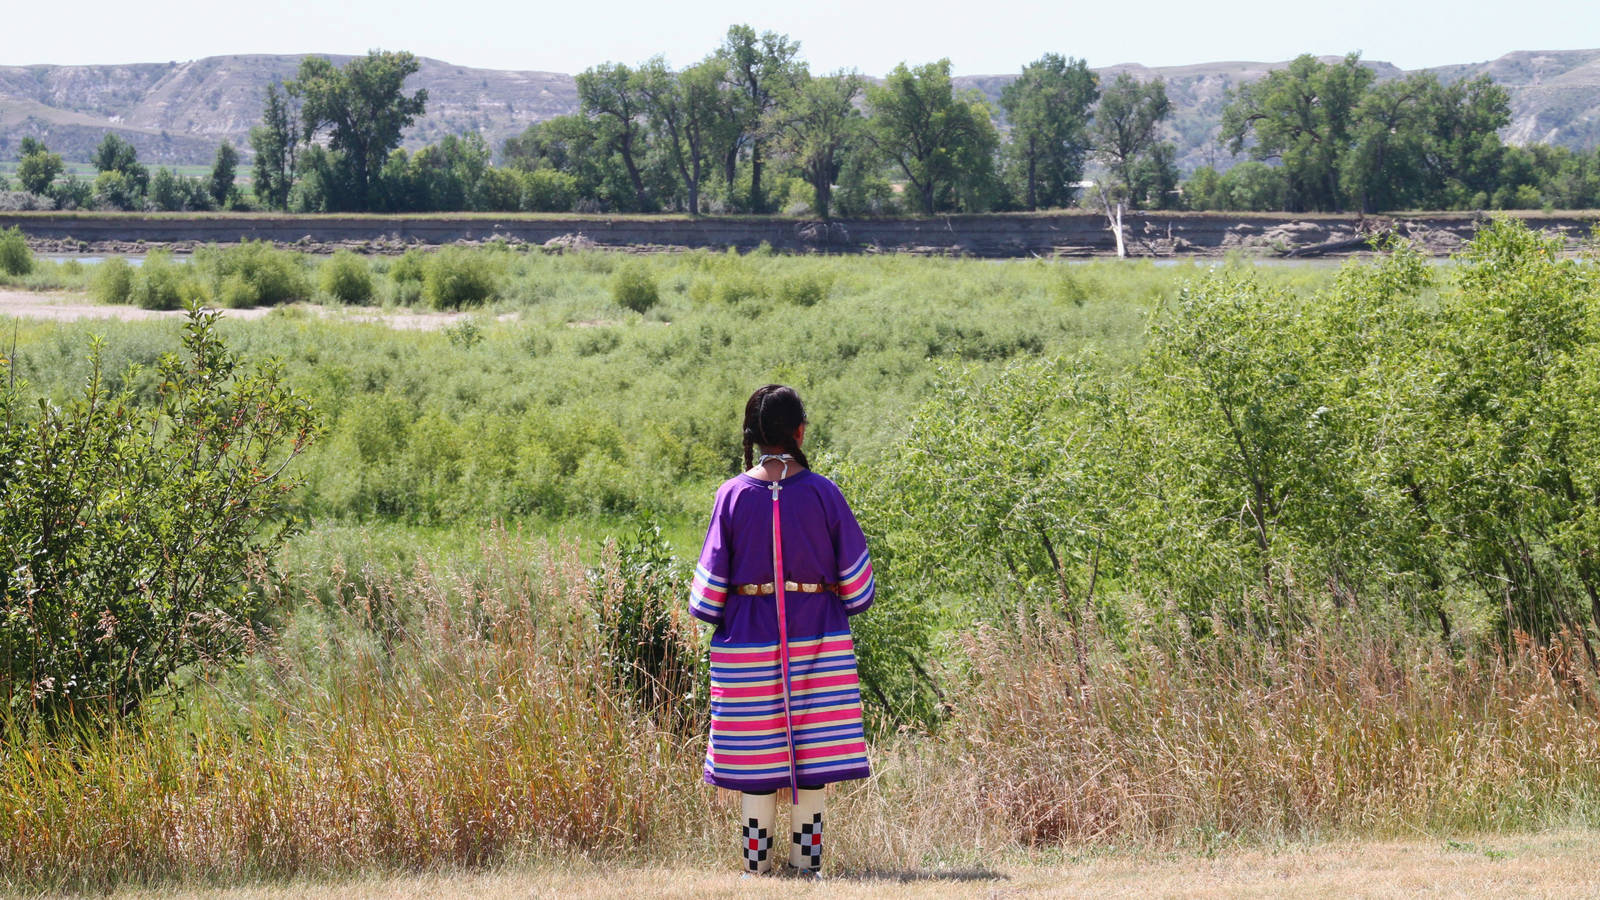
[735,581,837,595]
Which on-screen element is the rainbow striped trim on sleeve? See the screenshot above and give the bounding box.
[837,550,875,615]
[689,563,730,624]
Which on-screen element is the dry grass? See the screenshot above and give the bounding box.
[2,530,1599,893]
[946,618,1600,843]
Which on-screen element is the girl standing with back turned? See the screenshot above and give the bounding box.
[688,384,876,877]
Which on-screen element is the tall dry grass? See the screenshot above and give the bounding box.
[0,532,713,891]
[946,616,1600,846]
[2,530,1598,891]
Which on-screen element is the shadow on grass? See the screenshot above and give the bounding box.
[820,868,1006,883]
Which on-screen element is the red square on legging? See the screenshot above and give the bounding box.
[749,839,760,850]
[808,835,821,845]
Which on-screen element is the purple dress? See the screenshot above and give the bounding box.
[689,469,875,791]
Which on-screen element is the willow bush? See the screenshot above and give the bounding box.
[861,222,1600,651]
[0,307,319,721]
[0,226,31,276]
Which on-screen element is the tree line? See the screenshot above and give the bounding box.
[4,135,240,213]
[4,35,1175,217]
[6,39,1600,216]
[1199,53,1600,212]
[240,35,1175,217]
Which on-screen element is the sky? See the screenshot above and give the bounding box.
[4,0,1598,75]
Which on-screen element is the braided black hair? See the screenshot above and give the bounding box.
[742,384,810,471]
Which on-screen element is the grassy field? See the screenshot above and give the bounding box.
[6,247,1334,528]
[3,232,1600,893]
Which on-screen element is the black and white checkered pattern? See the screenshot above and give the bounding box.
[792,812,823,870]
[743,818,772,871]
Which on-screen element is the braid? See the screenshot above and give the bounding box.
[786,433,809,469]
[743,438,754,471]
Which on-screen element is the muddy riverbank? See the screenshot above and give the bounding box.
[3,211,1595,258]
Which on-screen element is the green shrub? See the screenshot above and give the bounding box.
[128,251,197,310]
[714,272,766,305]
[443,319,482,348]
[89,257,134,304]
[775,271,831,306]
[779,178,814,216]
[590,522,705,731]
[687,260,768,306]
[1052,270,1089,306]
[216,274,257,309]
[319,251,374,304]
[611,262,659,313]
[0,226,32,276]
[195,241,308,308]
[522,169,579,213]
[572,252,616,275]
[0,308,318,722]
[91,170,142,211]
[390,249,428,284]
[388,278,423,307]
[423,248,498,309]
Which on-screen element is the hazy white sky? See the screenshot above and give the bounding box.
[4,0,1597,74]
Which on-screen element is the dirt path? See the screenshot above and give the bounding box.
[114,831,1599,898]
[0,290,517,330]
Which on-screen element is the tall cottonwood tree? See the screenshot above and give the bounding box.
[1221,55,1509,212]
[1340,76,1432,212]
[1220,54,1373,212]
[719,25,802,213]
[92,134,143,178]
[1411,74,1510,208]
[1000,54,1098,210]
[249,83,297,210]
[576,62,653,211]
[15,137,63,196]
[768,70,864,219]
[867,59,1000,215]
[1091,73,1173,206]
[289,50,428,211]
[638,57,728,215]
[209,141,238,208]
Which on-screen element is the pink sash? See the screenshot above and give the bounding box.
[768,480,797,801]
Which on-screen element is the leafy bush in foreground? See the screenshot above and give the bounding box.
[0,308,319,721]
[865,221,1600,647]
[389,249,428,284]
[591,523,704,732]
